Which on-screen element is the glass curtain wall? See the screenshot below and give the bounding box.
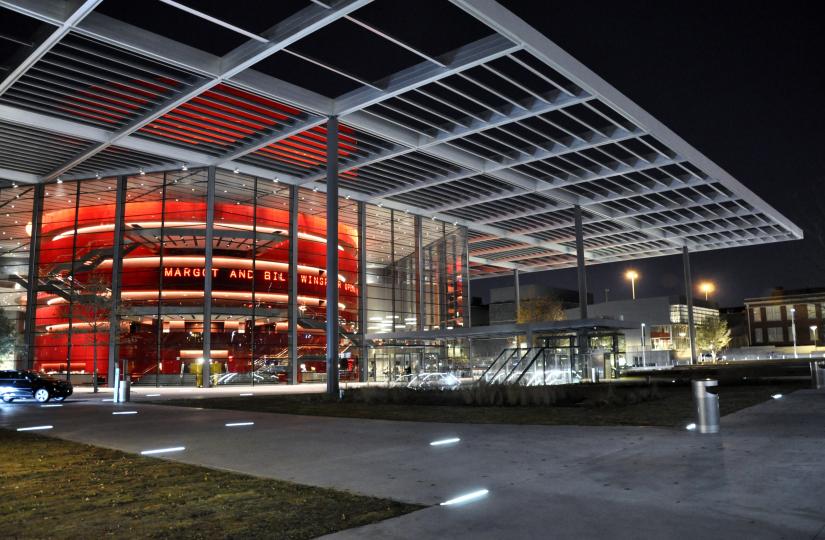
[337,193,360,380]
[364,205,393,333]
[421,218,446,330]
[295,187,360,383]
[392,211,417,332]
[443,223,467,330]
[118,171,165,385]
[365,214,469,382]
[32,178,118,385]
[0,182,33,371]
[251,179,291,384]
[24,167,467,385]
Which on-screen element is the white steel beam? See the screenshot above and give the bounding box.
[426,152,677,213]
[0,0,102,96]
[0,106,572,257]
[304,91,590,188]
[334,33,520,116]
[72,12,335,114]
[451,0,802,240]
[371,115,640,201]
[469,255,523,271]
[481,249,574,264]
[215,33,542,168]
[210,116,328,165]
[0,167,39,184]
[470,243,532,256]
[41,0,371,181]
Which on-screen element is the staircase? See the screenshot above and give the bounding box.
[479,348,576,386]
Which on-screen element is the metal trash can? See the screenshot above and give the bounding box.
[113,366,130,403]
[113,366,121,403]
[691,379,720,434]
[812,361,825,390]
[118,379,131,403]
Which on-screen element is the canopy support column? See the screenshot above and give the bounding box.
[202,166,216,387]
[107,175,127,385]
[683,245,697,364]
[326,116,340,396]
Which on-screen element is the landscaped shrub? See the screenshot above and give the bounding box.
[341,381,662,408]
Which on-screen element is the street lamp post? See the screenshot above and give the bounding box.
[625,270,639,300]
[698,281,716,301]
[791,307,798,358]
[640,322,646,367]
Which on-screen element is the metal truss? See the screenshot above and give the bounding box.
[0,0,802,276]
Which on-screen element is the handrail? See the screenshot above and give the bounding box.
[512,347,546,384]
[478,347,513,381]
[501,347,535,382]
[487,348,522,383]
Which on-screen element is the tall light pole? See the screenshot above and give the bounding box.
[811,325,818,349]
[625,270,639,300]
[698,281,716,301]
[790,307,798,358]
[640,322,647,367]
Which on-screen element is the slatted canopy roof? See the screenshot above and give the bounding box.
[0,0,802,278]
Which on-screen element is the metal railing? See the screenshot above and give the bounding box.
[479,348,577,386]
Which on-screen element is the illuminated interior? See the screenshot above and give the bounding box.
[27,168,467,385]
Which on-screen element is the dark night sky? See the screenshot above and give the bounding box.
[473,1,825,307]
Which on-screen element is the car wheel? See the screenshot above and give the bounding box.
[34,388,51,403]
[2,394,12,403]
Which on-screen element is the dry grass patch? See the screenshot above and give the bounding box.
[0,429,419,539]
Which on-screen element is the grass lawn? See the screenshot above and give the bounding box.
[154,380,807,428]
[0,430,419,539]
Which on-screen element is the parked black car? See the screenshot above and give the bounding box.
[0,370,73,403]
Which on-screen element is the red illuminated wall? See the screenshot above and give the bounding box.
[33,200,360,379]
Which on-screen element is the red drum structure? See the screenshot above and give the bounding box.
[24,170,467,386]
[33,195,362,384]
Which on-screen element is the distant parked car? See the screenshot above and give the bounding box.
[406,372,461,390]
[0,370,73,403]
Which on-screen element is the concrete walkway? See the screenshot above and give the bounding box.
[69,381,373,400]
[2,390,825,539]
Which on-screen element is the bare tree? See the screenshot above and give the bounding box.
[72,275,112,392]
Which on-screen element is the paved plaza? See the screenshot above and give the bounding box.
[2,388,825,539]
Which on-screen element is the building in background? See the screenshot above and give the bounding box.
[487,284,586,325]
[469,297,489,327]
[565,296,719,364]
[745,288,825,348]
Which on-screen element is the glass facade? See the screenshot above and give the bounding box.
[0,183,33,371]
[6,168,468,385]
